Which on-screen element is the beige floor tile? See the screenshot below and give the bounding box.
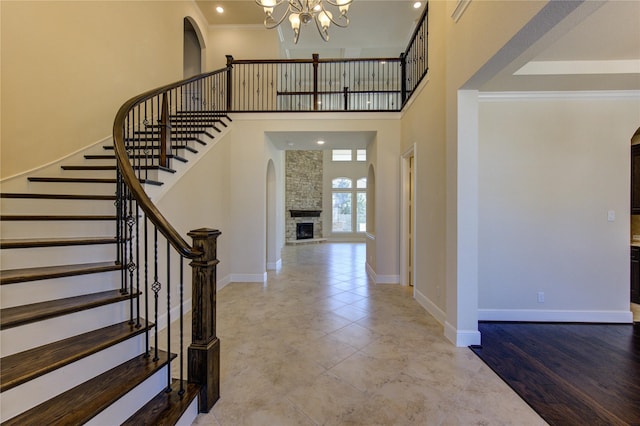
[184,243,545,425]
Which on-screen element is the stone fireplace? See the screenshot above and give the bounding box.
[285,151,323,242]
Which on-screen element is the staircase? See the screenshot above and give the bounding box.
[0,112,231,424]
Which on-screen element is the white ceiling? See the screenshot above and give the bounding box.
[198,0,640,148]
[266,130,376,150]
[197,0,426,59]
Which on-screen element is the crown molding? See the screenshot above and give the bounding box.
[479,90,640,102]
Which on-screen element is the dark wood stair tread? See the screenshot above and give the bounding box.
[0,320,153,392]
[28,177,117,184]
[1,350,175,426]
[103,144,199,154]
[1,214,116,221]
[0,193,116,200]
[85,154,188,163]
[0,289,140,330]
[1,236,119,249]
[60,165,117,171]
[1,261,123,285]
[122,379,201,426]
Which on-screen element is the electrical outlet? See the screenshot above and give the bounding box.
[537,292,545,303]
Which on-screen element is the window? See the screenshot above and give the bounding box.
[357,149,367,161]
[331,177,366,233]
[332,149,352,162]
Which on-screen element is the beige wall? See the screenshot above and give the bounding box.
[206,26,280,70]
[478,96,640,320]
[1,1,208,179]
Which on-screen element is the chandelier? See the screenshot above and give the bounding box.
[256,0,353,44]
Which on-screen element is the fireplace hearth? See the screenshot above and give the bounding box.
[296,223,313,240]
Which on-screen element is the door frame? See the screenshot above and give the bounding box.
[400,144,416,293]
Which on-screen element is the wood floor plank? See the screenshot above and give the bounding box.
[0,320,153,392]
[471,322,640,426]
[1,350,175,426]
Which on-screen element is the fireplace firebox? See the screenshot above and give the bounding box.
[296,223,313,240]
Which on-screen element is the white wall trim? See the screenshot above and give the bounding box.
[266,259,282,270]
[478,309,634,323]
[415,289,446,325]
[1,135,112,184]
[375,275,400,284]
[451,0,472,22]
[444,321,481,347]
[365,263,399,284]
[399,144,416,288]
[479,90,640,102]
[230,273,267,283]
[217,274,232,290]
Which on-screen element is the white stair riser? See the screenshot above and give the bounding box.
[0,198,115,215]
[176,397,200,426]
[58,169,117,179]
[0,335,148,423]
[86,365,170,426]
[1,270,121,309]
[0,220,116,239]
[1,300,134,357]
[23,181,117,196]
[1,244,116,269]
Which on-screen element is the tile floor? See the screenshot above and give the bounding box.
[190,242,545,425]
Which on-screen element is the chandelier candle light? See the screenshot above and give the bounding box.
[256,0,353,43]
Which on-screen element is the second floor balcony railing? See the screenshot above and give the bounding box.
[222,4,427,113]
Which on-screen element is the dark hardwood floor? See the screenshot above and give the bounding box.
[471,322,640,426]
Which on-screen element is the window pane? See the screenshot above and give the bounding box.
[332,149,352,161]
[332,192,353,232]
[357,149,367,161]
[357,192,366,232]
[332,178,352,189]
[356,178,367,189]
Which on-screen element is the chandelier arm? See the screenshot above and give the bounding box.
[263,4,293,29]
[314,14,330,42]
[319,2,350,28]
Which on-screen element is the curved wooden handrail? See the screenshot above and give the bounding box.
[112,68,228,259]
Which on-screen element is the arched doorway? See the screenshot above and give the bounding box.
[183,17,203,78]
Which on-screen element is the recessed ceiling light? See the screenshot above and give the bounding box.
[413,2,422,9]
[216,6,224,13]
[317,140,325,145]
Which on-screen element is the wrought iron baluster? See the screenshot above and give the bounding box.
[152,227,160,361]
[165,241,172,393]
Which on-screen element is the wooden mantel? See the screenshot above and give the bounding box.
[289,210,322,218]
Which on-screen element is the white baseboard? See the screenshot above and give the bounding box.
[414,289,446,325]
[478,308,634,323]
[444,321,481,347]
[365,263,399,284]
[266,259,282,270]
[218,274,232,290]
[155,298,193,332]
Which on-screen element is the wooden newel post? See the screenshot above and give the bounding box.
[225,55,234,112]
[187,228,222,413]
[159,92,171,168]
